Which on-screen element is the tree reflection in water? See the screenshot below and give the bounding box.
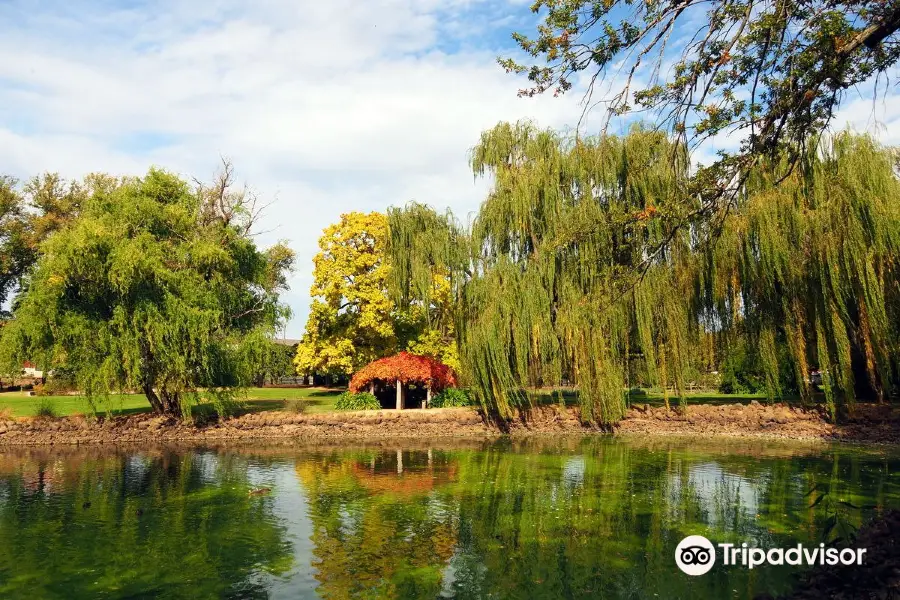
[0,448,292,600]
[297,448,459,599]
[0,439,897,599]
[298,438,900,600]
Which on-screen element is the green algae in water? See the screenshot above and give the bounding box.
[0,437,898,599]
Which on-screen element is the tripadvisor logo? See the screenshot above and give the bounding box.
[675,535,867,576]
[675,535,716,575]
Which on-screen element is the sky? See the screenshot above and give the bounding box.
[2,0,898,338]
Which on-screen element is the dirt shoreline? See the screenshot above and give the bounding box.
[0,401,897,446]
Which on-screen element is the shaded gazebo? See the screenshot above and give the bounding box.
[349,352,457,409]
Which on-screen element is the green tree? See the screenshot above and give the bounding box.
[386,202,462,373]
[387,124,900,423]
[0,173,88,314]
[705,132,900,415]
[0,167,294,417]
[390,124,693,422]
[501,0,900,209]
[251,340,298,386]
[0,177,28,315]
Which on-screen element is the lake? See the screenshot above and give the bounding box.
[0,436,898,599]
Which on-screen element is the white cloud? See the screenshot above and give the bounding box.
[0,0,582,336]
[2,0,897,336]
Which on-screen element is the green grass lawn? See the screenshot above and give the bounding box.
[0,386,344,418]
[530,387,782,408]
[0,384,800,419]
[631,389,770,405]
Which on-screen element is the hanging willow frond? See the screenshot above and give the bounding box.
[387,123,900,425]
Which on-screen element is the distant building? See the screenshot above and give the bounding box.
[21,361,44,379]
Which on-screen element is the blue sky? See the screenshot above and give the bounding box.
[2,0,898,337]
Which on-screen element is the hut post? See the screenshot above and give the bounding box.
[423,385,431,409]
[396,379,403,410]
[369,382,375,395]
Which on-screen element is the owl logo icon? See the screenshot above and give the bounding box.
[675,535,716,575]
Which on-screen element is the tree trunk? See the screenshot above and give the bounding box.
[159,389,182,417]
[396,379,403,410]
[143,384,164,414]
[142,384,182,417]
[139,340,180,417]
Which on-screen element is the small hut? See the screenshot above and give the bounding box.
[349,352,457,409]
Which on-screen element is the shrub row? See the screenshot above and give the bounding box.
[431,388,475,408]
[334,388,476,410]
[334,391,381,411]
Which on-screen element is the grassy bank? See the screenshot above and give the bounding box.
[629,389,770,405]
[531,387,773,407]
[0,387,343,418]
[0,385,800,419]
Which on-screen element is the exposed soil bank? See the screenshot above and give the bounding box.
[0,408,492,446]
[0,435,851,463]
[0,401,897,446]
[618,401,900,444]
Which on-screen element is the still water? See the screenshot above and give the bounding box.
[0,436,898,599]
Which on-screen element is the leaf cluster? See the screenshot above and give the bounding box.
[0,168,294,417]
[387,123,900,424]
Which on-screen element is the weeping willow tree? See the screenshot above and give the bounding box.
[703,132,900,418]
[0,168,294,418]
[388,122,900,425]
[389,123,698,423]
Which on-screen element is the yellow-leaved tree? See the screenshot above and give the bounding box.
[294,212,457,378]
[294,212,394,376]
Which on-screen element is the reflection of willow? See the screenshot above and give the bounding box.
[0,449,292,600]
[297,450,459,599]
[294,440,898,599]
[434,439,898,599]
[443,441,679,598]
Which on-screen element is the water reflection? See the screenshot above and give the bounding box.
[0,448,293,599]
[0,438,897,599]
[297,449,459,599]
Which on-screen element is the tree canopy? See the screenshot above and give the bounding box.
[0,173,88,314]
[294,211,458,378]
[502,0,900,155]
[387,123,900,424]
[0,177,28,313]
[294,212,396,377]
[0,168,294,417]
[348,352,458,394]
[712,131,900,413]
[500,0,900,251]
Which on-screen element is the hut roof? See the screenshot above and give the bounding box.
[349,352,457,393]
[350,463,458,496]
